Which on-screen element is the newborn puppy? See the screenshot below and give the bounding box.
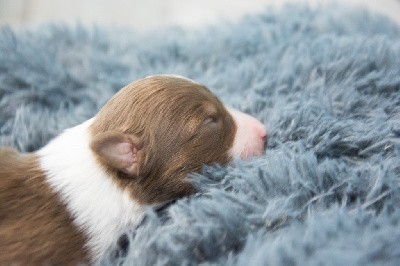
[0,75,266,264]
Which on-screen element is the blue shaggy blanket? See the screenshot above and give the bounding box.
[1,4,400,265]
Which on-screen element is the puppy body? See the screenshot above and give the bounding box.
[0,76,267,264]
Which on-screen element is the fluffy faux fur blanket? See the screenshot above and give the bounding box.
[1,4,400,265]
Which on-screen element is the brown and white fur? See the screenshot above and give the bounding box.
[0,75,266,265]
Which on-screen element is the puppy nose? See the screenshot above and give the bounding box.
[259,126,267,139]
[258,123,267,145]
[261,134,267,143]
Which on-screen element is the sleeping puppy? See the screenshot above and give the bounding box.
[0,75,266,264]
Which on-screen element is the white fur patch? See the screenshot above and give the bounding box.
[228,108,247,158]
[37,119,144,263]
[228,108,266,159]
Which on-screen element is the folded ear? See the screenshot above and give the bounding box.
[90,131,143,175]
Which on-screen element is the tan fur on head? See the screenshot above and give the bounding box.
[90,76,237,204]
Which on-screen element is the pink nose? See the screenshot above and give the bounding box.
[261,132,267,146]
[254,118,268,149]
[261,134,267,142]
[227,108,267,159]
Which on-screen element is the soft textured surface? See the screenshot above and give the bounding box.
[1,4,400,265]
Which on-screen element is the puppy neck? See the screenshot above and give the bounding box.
[37,118,144,262]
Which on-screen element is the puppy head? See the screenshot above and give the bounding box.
[90,76,265,204]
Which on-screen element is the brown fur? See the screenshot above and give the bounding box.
[0,76,237,264]
[90,76,237,204]
[0,148,89,265]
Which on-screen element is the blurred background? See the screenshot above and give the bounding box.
[0,0,399,31]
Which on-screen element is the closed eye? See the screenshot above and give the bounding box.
[200,116,223,134]
[203,117,217,125]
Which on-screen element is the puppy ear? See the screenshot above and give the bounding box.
[90,132,143,175]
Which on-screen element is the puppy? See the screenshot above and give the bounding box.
[0,75,266,264]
